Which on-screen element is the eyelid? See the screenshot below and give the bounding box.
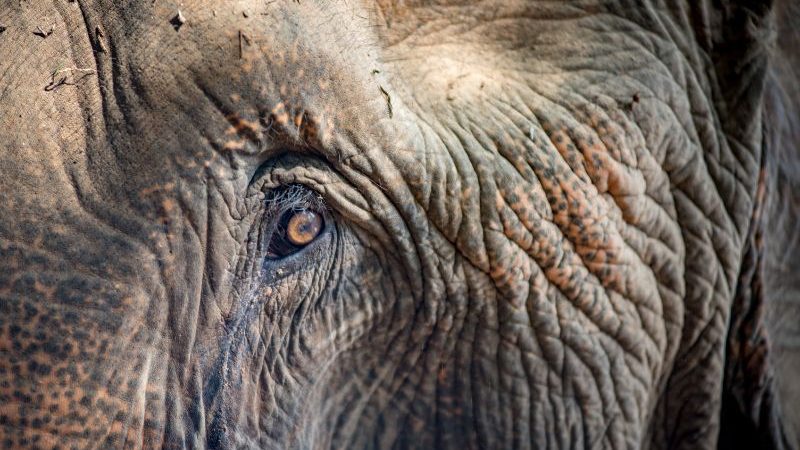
[263,184,327,217]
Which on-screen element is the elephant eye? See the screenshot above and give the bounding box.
[265,208,325,259]
[286,210,323,245]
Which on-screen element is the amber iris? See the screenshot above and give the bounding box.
[286,210,323,246]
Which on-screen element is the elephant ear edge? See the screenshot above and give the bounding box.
[721,0,800,448]
[720,165,790,449]
[690,0,776,167]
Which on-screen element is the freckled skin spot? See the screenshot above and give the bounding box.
[222,139,246,152]
[225,114,261,139]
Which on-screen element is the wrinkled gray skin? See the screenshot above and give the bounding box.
[0,0,799,449]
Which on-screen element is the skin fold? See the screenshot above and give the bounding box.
[0,0,797,448]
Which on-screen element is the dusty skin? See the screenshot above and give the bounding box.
[0,0,799,449]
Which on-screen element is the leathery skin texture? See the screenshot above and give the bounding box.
[0,0,795,449]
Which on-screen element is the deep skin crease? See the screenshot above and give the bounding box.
[0,0,798,448]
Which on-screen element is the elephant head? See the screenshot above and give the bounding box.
[0,0,798,448]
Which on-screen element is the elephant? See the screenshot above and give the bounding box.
[1,0,799,448]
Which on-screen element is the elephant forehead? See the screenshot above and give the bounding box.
[80,0,590,161]
[89,0,389,137]
[81,0,698,325]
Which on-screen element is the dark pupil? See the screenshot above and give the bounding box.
[266,209,313,259]
[296,219,314,235]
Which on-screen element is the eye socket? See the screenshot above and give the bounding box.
[265,208,325,260]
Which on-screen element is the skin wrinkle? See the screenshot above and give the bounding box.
[492,187,644,357]
[428,114,489,272]
[528,128,660,332]
[503,99,662,285]
[321,231,418,446]
[400,2,736,446]
[600,9,764,440]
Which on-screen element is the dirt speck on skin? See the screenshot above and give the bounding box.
[238,31,252,59]
[624,92,641,111]
[170,10,186,31]
[45,67,95,92]
[0,25,7,34]
[33,24,54,38]
[379,85,393,118]
[95,26,107,53]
